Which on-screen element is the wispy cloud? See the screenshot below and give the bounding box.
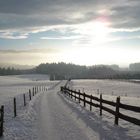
[0,0,140,39]
[0,31,27,39]
[0,48,61,54]
[41,35,81,40]
[0,48,63,65]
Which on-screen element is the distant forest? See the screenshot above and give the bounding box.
[35,62,140,80]
[0,67,21,75]
[0,62,140,80]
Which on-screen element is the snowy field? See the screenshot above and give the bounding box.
[69,79,140,106]
[0,74,57,105]
[0,76,140,140]
[70,79,140,97]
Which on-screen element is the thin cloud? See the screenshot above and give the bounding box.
[0,0,140,39]
[41,35,81,40]
[0,48,63,65]
[0,48,61,54]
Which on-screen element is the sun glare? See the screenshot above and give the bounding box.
[89,21,110,44]
[75,19,111,45]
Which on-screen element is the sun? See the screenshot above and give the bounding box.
[87,21,111,44]
[75,19,111,45]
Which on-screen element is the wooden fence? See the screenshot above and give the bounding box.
[13,86,47,117]
[61,86,140,126]
[0,85,47,137]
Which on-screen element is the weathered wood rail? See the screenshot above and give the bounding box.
[61,86,140,126]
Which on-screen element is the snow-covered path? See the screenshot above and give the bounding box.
[38,82,90,140]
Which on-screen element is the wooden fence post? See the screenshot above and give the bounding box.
[67,88,68,94]
[75,90,76,101]
[71,90,73,99]
[62,87,64,93]
[64,87,66,94]
[115,96,120,125]
[0,105,4,137]
[60,87,62,93]
[33,87,34,96]
[29,89,31,100]
[36,86,37,94]
[35,86,36,94]
[36,86,38,94]
[23,94,26,106]
[34,87,36,95]
[90,95,92,111]
[69,90,71,98]
[100,94,102,116]
[83,92,86,107]
[14,98,17,117]
[67,87,70,97]
[66,87,67,95]
[78,90,81,103]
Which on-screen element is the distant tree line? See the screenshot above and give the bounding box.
[129,63,140,72]
[1,62,140,80]
[0,67,35,76]
[35,62,140,80]
[0,67,21,75]
[35,62,119,80]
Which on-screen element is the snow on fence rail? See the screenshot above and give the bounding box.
[60,86,140,126]
[0,85,47,137]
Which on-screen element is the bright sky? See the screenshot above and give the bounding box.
[0,0,140,67]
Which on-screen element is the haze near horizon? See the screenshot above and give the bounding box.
[0,0,140,67]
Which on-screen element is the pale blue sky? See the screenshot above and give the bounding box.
[0,0,140,67]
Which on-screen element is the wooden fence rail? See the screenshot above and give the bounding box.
[61,86,140,126]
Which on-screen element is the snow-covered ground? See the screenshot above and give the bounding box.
[70,79,140,97]
[69,79,140,106]
[0,74,56,105]
[0,76,140,140]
